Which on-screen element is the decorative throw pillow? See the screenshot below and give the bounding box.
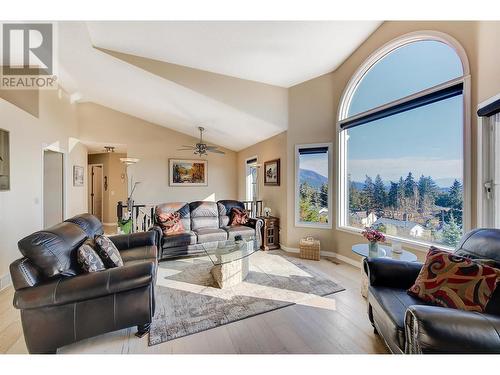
[157,212,185,236]
[408,247,500,312]
[77,239,106,273]
[229,207,249,226]
[94,234,124,268]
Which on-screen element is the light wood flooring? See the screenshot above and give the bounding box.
[0,251,388,354]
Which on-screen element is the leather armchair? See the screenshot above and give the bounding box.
[405,305,500,354]
[364,228,500,354]
[10,214,158,354]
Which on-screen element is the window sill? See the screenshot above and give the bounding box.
[295,222,332,230]
[335,225,454,253]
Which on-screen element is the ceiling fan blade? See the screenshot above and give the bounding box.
[177,148,196,151]
[181,145,196,149]
[208,149,225,155]
[205,146,220,150]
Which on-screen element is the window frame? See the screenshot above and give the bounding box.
[295,142,333,229]
[336,31,471,251]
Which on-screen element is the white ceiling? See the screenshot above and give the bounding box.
[86,21,381,88]
[57,21,381,151]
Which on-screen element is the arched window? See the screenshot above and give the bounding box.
[337,32,470,249]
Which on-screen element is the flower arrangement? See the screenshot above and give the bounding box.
[362,227,386,243]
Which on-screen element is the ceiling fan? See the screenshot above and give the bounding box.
[178,126,225,156]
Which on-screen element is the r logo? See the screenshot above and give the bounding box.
[2,23,53,76]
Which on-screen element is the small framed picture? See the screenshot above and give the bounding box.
[169,159,208,186]
[264,159,280,186]
[73,165,84,186]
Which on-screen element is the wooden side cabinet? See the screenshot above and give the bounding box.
[259,216,280,250]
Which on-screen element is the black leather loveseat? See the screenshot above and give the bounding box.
[9,213,158,354]
[151,200,264,260]
[364,228,500,354]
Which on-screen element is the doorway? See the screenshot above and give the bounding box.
[43,150,64,228]
[88,164,104,221]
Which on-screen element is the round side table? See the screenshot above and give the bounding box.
[352,243,418,298]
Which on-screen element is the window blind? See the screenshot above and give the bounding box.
[340,82,463,130]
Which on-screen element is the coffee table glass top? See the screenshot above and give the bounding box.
[202,238,259,266]
[351,243,418,262]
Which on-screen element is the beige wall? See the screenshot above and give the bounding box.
[237,131,287,243]
[78,102,238,206]
[0,88,88,280]
[88,152,128,224]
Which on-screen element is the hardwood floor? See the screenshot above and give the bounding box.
[0,252,388,354]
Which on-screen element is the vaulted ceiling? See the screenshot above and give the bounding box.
[57,21,381,151]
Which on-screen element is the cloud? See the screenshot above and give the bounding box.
[348,157,462,182]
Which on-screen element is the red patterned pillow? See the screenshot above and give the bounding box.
[229,207,249,226]
[157,212,185,236]
[408,247,500,312]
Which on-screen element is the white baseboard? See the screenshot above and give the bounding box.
[0,273,12,291]
[279,244,361,269]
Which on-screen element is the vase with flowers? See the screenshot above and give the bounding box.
[362,227,386,257]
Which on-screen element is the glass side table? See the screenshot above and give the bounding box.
[352,243,418,298]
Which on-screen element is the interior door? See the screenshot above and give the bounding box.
[90,165,103,221]
[43,150,64,228]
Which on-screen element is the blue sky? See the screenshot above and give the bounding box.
[346,41,464,187]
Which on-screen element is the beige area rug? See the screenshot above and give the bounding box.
[149,251,344,346]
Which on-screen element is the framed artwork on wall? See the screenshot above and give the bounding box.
[0,129,10,191]
[169,159,208,186]
[73,165,84,186]
[264,158,280,186]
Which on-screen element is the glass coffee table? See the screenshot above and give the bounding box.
[202,237,259,288]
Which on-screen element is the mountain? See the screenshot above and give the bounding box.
[299,169,328,189]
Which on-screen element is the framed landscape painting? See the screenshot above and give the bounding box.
[169,159,208,186]
[264,158,280,186]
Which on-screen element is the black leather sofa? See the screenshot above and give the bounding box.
[151,200,264,260]
[364,228,500,354]
[9,213,158,354]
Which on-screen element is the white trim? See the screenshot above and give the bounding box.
[478,93,500,111]
[337,30,470,123]
[0,273,12,291]
[335,225,451,253]
[294,143,333,229]
[280,245,361,268]
[336,30,471,246]
[476,92,500,228]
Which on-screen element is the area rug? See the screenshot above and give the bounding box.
[149,251,344,346]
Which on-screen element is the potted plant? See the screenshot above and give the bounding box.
[362,227,386,255]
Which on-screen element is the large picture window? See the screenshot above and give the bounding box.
[295,143,332,228]
[338,34,470,248]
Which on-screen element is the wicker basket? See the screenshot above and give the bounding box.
[299,236,320,260]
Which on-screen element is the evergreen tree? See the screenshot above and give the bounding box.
[396,177,405,211]
[387,181,399,209]
[362,175,375,212]
[442,214,462,247]
[373,174,387,212]
[404,172,416,198]
[417,175,439,212]
[319,183,328,208]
